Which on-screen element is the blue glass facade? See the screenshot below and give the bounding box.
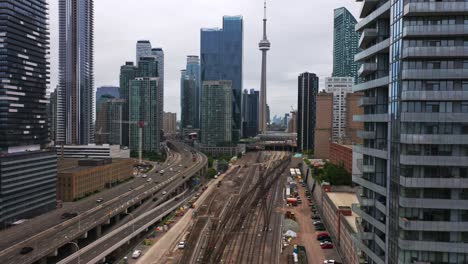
[186,56,201,128]
[201,16,243,142]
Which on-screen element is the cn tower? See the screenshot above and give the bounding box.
[258,0,270,134]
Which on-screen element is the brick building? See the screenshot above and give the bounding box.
[314,92,333,159]
[330,143,353,173]
[57,159,133,201]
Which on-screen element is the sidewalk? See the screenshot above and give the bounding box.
[135,166,238,264]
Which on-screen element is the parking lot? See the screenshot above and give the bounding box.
[281,171,342,264]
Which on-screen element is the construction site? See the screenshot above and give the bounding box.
[156,151,288,264]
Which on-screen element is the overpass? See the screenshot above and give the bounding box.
[0,141,207,264]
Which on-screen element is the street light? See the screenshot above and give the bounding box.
[68,242,80,264]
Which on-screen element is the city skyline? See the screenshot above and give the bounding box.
[48,0,360,117]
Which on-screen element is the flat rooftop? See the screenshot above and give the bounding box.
[326,192,359,233]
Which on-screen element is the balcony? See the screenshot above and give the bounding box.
[404,2,468,16]
[359,28,378,48]
[400,155,468,167]
[403,24,468,37]
[352,235,385,264]
[374,233,386,252]
[399,218,468,232]
[357,130,376,140]
[355,38,390,62]
[357,192,375,207]
[402,46,468,59]
[353,76,389,92]
[353,174,387,196]
[354,114,389,123]
[402,91,468,101]
[358,0,379,18]
[352,203,386,233]
[400,134,468,145]
[356,1,391,31]
[354,145,388,160]
[362,164,376,173]
[375,200,386,215]
[402,69,468,80]
[400,175,468,189]
[400,197,468,210]
[358,63,378,77]
[401,112,468,123]
[398,238,468,254]
[358,97,376,106]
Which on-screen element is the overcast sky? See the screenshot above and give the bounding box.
[49,0,360,118]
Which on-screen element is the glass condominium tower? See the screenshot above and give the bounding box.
[57,0,95,145]
[352,0,468,264]
[201,16,243,142]
[333,7,360,81]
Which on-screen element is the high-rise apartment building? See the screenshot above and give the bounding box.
[163,112,177,136]
[325,77,354,142]
[48,89,58,143]
[95,98,125,145]
[352,1,468,263]
[57,0,95,145]
[0,0,57,228]
[186,56,201,128]
[297,72,319,153]
[201,16,243,141]
[201,81,233,146]
[119,62,138,147]
[333,7,360,81]
[242,89,260,138]
[151,48,165,141]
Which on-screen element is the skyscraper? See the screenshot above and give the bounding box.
[242,89,260,138]
[201,16,243,141]
[136,40,152,64]
[180,70,197,130]
[0,0,57,227]
[119,62,138,147]
[352,1,468,263]
[325,77,354,142]
[186,56,201,128]
[151,48,165,141]
[201,81,233,146]
[332,7,360,81]
[57,0,95,145]
[163,112,177,137]
[297,72,319,153]
[258,1,271,134]
[95,98,125,145]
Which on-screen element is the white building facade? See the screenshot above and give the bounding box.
[325,77,354,143]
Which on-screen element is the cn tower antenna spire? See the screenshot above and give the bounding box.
[258,0,270,134]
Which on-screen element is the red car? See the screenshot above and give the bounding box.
[321,243,334,249]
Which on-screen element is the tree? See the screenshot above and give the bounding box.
[207,168,217,178]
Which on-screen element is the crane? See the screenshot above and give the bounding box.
[114,120,147,164]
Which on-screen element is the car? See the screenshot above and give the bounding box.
[169,168,174,172]
[162,191,167,195]
[324,260,336,264]
[147,179,151,182]
[132,250,142,259]
[320,241,332,246]
[179,164,183,167]
[160,170,165,174]
[313,221,322,225]
[307,195,312,199]
[178,241,186,249]
[61,212,78,219]
[317,232,329,237]
[321,243,334,249]
[315,226,326,231]
[96,198,104,203]
[20,247,33,255]
[317,235,331,241]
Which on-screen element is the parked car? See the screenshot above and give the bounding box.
[313,220,322,225]
[178,241,186,249]
[324,260,336,263]
[321,243,334,249]
[317,235,331,241]
[312,216,321,220]
[317,232,329,237]
[320,241,332,247]
[96,198,104,203]
[315,226,326,231]
[132,250,142,259]
[20,247,33,255]
[162,191,167,195]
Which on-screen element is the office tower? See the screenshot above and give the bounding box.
[180,70,197,130]
[352,1,468,263]
[151,48,165,142]
[314,92,333,159]
[186,56,201,128]
[57,0,95,145]
[48,89,58,143]
[332,7,360,81]
[0,0,57,228]
[201,16,243,141]
[297,72,319,153]
[95,98,125,145]
[136,40,152,64]
[325,77,354,142]
[129,77,161,153]
[242,89,260,138]
[119,62,138,147]
[201,81,233,146]
[258,1,271,134]
[163,112,177,136]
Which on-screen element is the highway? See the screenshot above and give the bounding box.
[0,141,207,264]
